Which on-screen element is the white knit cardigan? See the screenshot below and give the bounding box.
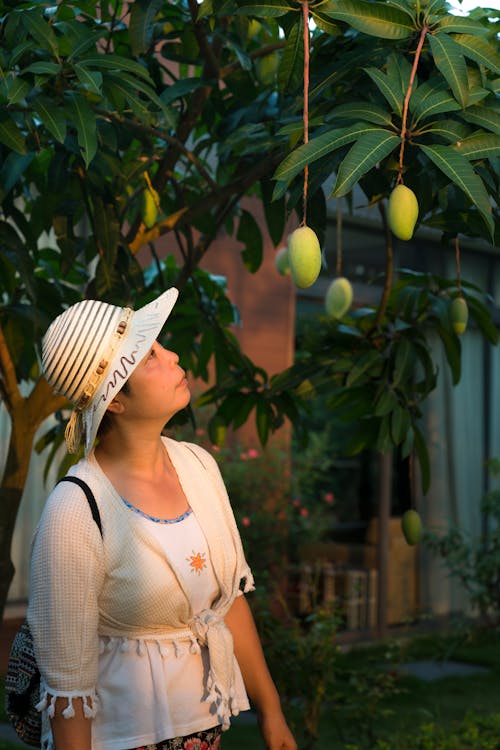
[28,438,254,732]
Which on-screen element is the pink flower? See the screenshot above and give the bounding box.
[211,445,220,452]
[241,516,251,526]
[324,492,335,504]
[292,499,301,507]
[196,428,205,436]
[240,452,248,460]
[300,507,309,517]
[247,448,259,459]
[183,740,208,750]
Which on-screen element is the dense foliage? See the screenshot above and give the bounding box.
[0,0,498,616]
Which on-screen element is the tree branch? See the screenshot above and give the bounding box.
[0,327,21,415]
[128,151,283,256]
[373,200,394,330]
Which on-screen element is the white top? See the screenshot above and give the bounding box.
[28,439,254,750]
[92,505,249,750]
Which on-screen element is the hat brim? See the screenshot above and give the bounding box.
[82,287,179,454]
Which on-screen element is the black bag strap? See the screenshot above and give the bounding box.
[58,476,103,537]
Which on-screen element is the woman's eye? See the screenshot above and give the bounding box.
[149,348,155,358]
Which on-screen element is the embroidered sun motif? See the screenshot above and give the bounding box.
[187,550,207,575]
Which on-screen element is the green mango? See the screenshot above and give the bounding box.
[450,296,468,335]
[274,245,290,276]
[325,276,353,319]
[401,509,422,546]
[388,185,419,241]
[141,187,160,228]
[208,415,227,447]
[288,226,322,289]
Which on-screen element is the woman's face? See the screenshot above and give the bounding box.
[121,341,191,423]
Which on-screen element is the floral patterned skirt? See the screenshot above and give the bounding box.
[129,724,222,750]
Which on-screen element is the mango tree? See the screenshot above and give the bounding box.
[0,0,498,619]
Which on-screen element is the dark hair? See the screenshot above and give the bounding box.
[96,379,131,438]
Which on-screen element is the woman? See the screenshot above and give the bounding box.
[28,288,296,750]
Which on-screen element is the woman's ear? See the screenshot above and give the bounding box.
[106,396,125,415]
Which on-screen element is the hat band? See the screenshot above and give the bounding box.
[74,307,134,411]
[64,307,134,454]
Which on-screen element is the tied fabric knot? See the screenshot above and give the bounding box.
[189,609,238,731]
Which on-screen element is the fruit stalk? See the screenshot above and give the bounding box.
[397,25,428,183]
[455,236,462,294]
[302,1,310,225]
[336,198,343,277]
[372,200,394,330]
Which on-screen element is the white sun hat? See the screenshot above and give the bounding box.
[42,287,179,455]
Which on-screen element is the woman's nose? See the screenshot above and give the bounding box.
[164,348,179,365]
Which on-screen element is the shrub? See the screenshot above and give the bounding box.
[424,459,500,626]
[345,712,500,749]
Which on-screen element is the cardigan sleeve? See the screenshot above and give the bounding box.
[27,481,104,717]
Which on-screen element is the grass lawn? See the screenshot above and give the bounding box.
[1,625,499,750]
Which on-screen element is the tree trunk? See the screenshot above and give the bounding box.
[0,420,37,621]
[0,377,67,622]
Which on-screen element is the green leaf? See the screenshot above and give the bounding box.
[278,13,303,95]
[4,76,30,105]
[255,399,271,445]
[388,51,413,98]
[65,93,97,168]
[436,322,461,384]
[437,15,490,36]
[237,209,263,272]
[32,95,67,143]
[0,114,27,154]
[129,0,164,54]
[73,63,103,95]
[451,34,500,76]
[310,10,341,36]
[161,77,204,105]
[487,78,500,96]
[236,1,295,17]
[104,76,154,122]
[419,118,470,143]
[391,406,411,445]
[331,130,400,197]
[460,105,500,134]
[93,198,119,259]
[345,349,382,387]
[274,123,376,186]
[57,20,97,61]
[78,54,152,81]
[392,337,412,386]
[21,61,62,76]
[328,101,394,127]
[413,422,431,494]
[374,388,398,417]
[411,83,462,123]
[423,0,449,19]
[260,179,286,247]
[106,71,167,118]
[419,143,494,238]
[0,152,34,195]
[467,295,499,345]
[376,415,393,454]
[385,0,418,19]
[22,9,59,56]
[428,33,468,109]
[452,133,500,160]
[364,67,404,116]
[323,0,414,39]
